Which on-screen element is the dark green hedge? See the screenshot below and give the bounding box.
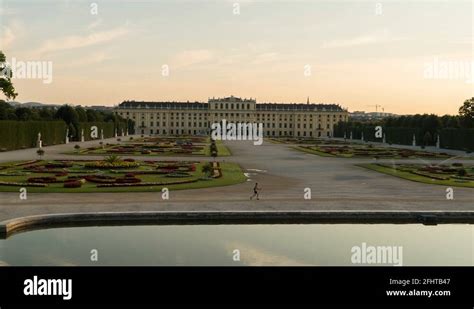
[76,122,114,141]
[75,121,128,141]
[0,120,130,150]
[440,128,474,152]
[334,123,474,150]
[0,121,67,151]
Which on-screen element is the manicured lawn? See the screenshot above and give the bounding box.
[0,160,245,192]
[358,163,474,188]
[291,146,341,157]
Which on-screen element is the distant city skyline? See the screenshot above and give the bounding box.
[1,0,472,116]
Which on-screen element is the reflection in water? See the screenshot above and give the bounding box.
[225,241,310,266]
[0,224,472,266]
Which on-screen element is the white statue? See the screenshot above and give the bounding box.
[436,135,440,148]
[65,128,69,144]
[412,134,416,146]
[101,129,104,140]
[37,132,42,148]
[81,129,85,142]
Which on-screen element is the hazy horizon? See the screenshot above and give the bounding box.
[1,0,472,116]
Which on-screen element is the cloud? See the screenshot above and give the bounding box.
[322,31,406,49]
[63,51,113,67]
[34,25,131,55]
[252,52,279,64]
[87,18,103,31]
[0,25,15,48]
[226,242,311,266]
[171,49,214,69]
[0,7,16,16]
[322,35,379,48]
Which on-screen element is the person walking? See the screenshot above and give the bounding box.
[250,182,261,200]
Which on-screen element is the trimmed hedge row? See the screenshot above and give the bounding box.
[75,121,128,141]
[440,128,474,152]
[334,124,474,151]
[0,120,129,151]
[76,122,114,142]
[0,121,67,151]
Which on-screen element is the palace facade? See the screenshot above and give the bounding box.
[115,96,349,138]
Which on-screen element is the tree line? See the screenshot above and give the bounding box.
[339,97,474,133]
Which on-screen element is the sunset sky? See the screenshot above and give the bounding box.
[0,0,472,115]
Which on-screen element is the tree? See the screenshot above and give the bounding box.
[127,119,135,134]
[0,100,16,120]
[15,107,39,121]
[210,141,218,160]
[0,51,17,100]
[75,106,88,122]
[201,162,213,177]
[55,105,79,125]
[86,109,103,122]
[36,148,45,159]
[38,108,55,120]
[104,155,122,164]
[459,98,474,128]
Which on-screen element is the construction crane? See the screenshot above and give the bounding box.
[366,104,384,112]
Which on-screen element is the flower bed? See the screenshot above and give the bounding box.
[64,180,83,188]
[27,176,58,183]
[96,178,198,187]
[84,161,140,169]
[83,175,116,184]
[116,177,142,183]
[0,181,47,187]
[45,162,73,168]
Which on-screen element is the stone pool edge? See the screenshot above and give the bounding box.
[1,210,474,239]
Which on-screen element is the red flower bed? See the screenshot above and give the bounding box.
[97,178,198,187]
[116,177,141,184]
[63,180,82,188]
[27,176,58,183]
[84,175,116,183]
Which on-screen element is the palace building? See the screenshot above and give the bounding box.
[115,96,349,138]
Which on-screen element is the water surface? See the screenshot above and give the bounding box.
[0,224,472,266]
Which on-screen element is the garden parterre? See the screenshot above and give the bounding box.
[0,158,245,192]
